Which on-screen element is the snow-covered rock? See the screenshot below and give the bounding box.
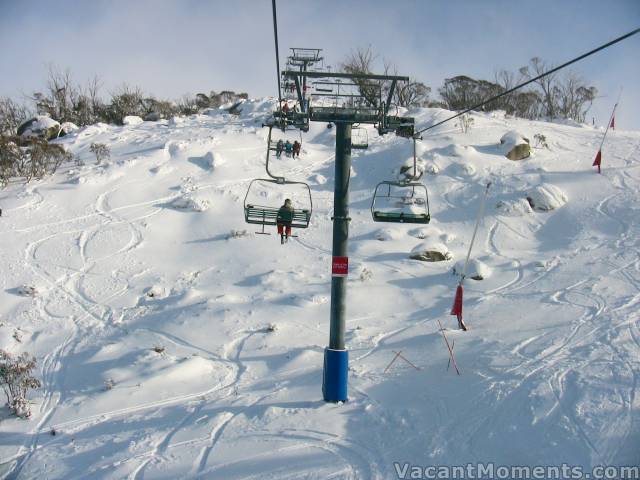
[17,116,61,140]
[453,259,492,280]
[526,183,568,211]
[496,198,534,216]
[172,195,210,212]
[123,116,144,126]
[60,122,79,135]
[374,228,404,241]
[409,242,452,262]
[500,130,531,160]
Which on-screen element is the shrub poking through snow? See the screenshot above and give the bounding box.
[533,133,549,149]
[0,350,41,418]
[90,143,110,164]
[227,229,250,239]
[1,137,71,185]
[457,113,474,133]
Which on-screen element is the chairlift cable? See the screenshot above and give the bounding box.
[271,0,283,110]
[415,27,640,136]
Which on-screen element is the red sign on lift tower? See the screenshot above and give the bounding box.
[332,256,348,277]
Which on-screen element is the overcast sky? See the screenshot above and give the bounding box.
[1,0,638,128]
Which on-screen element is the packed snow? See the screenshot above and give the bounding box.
[1,101,639,478]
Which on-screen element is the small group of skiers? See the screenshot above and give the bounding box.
[275,139,301,159]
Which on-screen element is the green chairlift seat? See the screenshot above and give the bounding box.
[371,180,430,224]
[244,178,313,235]
[351,127,368,150]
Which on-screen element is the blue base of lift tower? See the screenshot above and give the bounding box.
[322,348,348,402]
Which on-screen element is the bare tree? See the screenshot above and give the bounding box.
[341,46,382,107]
[0,97,30,135]
[520,57,559,118]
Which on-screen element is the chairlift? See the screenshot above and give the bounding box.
[244,126,313,236]
[371,136,430,224]
[351,127,368,150]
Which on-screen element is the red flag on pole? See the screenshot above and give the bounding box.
[450,284,467,330]
[593,149,602,174]
[610,115,615,130]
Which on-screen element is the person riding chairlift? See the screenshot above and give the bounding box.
[275,139,284,158]
[284,140,293,157]
[276,199,294,244]
[292,140,301,159]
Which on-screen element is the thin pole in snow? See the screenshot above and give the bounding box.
[460,182,492,280]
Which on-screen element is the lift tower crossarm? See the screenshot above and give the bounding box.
[282,71,409,82]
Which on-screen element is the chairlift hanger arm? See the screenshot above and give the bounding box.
[385,79,397,112]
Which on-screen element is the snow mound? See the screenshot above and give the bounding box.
[123,116,144,126]
[168,116,184,126]
[164,140,188,158]
[496,198,534,216]
[204,151,226,169]
[309,174,327,185]
[374,228,404,241]
[453,259,492,280]
[172,195,210,212]
[60,122,79,134]
[144,285,169,300]
[500,130,529,146]
[448,162,476,176]
[526,183,568,211]
[441,144,471,157]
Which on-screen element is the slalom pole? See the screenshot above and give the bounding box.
[451,182,491,330]
[593,88,623,173]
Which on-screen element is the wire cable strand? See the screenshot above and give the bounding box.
[272,0,283,110]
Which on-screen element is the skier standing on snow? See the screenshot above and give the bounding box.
[276,199,294,244]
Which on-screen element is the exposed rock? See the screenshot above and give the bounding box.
[500,130,531,160]
[409,242,452,262]
[144,111,162,122]
[17,116,61,140]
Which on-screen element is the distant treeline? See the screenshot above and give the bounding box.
[0,65,249,135]
[342,47,597,123]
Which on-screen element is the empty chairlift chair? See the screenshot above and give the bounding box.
[370,136,430,224]
[351,127,368,149]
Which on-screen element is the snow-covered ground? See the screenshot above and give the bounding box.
[1,101,639,479]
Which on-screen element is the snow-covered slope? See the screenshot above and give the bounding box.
[1,101,639,478]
